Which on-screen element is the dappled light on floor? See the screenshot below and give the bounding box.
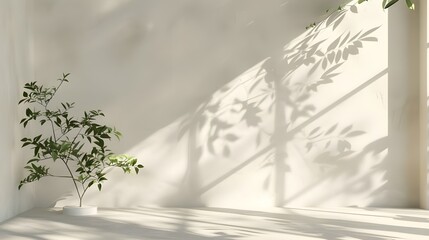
[0,207,428,240]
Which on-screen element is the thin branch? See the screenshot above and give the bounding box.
[60,158,82,200]
[47,174,77,180]
[46,109,57,142]
[65,126,85,164]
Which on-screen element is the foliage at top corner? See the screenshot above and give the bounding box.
[358,0,414,10]
[306,0,415,30]
[18,73,143,207]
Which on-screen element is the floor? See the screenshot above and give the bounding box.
[0,207,428,240]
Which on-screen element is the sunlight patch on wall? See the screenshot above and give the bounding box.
[32,0,421,209]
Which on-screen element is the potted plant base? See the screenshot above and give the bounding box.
[63,206,98,216]
[17,73,143,215]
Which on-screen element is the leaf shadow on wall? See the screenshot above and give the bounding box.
[160,4,388,207]
[56,0,397,209]
[36,0,334,207]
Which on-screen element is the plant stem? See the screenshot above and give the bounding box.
[45,108,58,142]
[61,158,82,205]
[44,79,67,141]
[47,174,75,179]
[80,185,92,207]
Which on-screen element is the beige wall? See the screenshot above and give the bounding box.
[387,0,421,208]
[0,0,35,222]
[27,0,422,208]
[420,0,429,209]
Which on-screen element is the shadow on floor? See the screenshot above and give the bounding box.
[0,207,428,240]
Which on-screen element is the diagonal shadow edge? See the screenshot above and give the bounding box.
[197,145,273,195]
[198,69,388,196]
[287,69,388,136]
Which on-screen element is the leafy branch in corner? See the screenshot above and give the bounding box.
[306,0,415,30]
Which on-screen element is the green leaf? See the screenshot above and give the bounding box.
[406,0,415,10]
[34,135,42,142]
[87,180,95,188]
[34,146,40,156]
[59,142,71,152]
[130,158,137,166]
[384,0,400,9]
[98,183,102,191]
[113,129,122,140]
[94,138,104,148]
[27,158,39,164]
[100,134,110,139]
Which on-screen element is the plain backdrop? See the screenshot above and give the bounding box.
[0,0,422,221]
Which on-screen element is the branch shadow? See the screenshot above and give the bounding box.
[39,0,408,210]
[163,1,386,208]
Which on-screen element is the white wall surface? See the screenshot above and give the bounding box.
[0,0,35,222]
[29,0,421,208]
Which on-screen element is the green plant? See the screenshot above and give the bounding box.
[361,0,414,10]
[18,73,143,207]
[306,0,415,30]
